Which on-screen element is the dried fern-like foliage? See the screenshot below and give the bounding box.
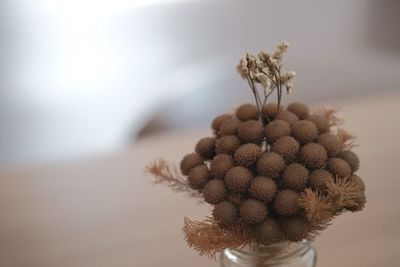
[298,176,366,241]
[183,217,253,260]
[336,128,357,150]
[311,105,357,150]
[298,188,333,222]
[297,188,334,240]
[307,219,333,241]
[146,159,202,200]
[326,177,365,212]
[311,105,344,126]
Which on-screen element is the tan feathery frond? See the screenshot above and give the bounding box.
[311,105,344,126]
[307,219,333,241]
[183,217,254,260]
[326,177,365,212]
[336,128,357,150]
[326,177,348,211]
[298,188,334,222]
[145,159,202,200]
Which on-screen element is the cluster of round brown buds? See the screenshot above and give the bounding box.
[180,101,365,246]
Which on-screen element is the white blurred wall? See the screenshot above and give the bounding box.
[0,0,399,166]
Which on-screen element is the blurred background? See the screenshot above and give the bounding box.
[0,0,399,166]
[0,0,399,266]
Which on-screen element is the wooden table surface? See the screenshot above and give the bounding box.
[0,92,399,267]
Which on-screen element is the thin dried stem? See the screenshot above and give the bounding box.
[276,67,283,111]
[145,159,202,200]
[246,76,261,111]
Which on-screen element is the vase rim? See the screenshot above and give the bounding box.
[223,240,312,261]
[220,240,316,267]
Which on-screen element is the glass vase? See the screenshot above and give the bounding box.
[220,240,317,267]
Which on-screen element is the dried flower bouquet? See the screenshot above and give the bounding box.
[146,42,366,260]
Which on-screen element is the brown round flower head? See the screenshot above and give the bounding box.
[212,201,239,226]
[239,199,268,224]
[226,193,248,207]
[216,135,241,155]
[202,179,227,204]
[234,143,262,167]
[237,120,264,144]
[306,114,330,134]
[272,136,300,161]
[337,150,360,172]
[219,118,241,136]
[225,166,253,193]
[256,152,285,178]
[256,218,283,245]
[287,102,309,119]
[227,193,246,207]
[282,163,309,191]
[309,169,334,191]
[249,176,277,203]
[281,216,310,242]
[210,154,233,178]
[327,158,352,178]
[265,120,291,144]
[349,174,365,192]
[299,143,328,169]
[188,164,210,189]
[291,120,318,144]
[195,137,216,159]
[211,114,232,132]
[262,103,284,119]
[317,133,340,157]
[275,111,299,126]
[180,153,204,175]
[274,190,300,216]
[236,103,259,121]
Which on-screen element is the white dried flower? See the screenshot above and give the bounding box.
[237,41,295,110]
[249,70,257,79]
[270,58,280,69]
[261,68,270,75]
[280,41,290,50]
[273,41,290,60]
[255,72,267,82]
[247,54,257,64]
[280,71,296,84]
[240,57,248,68]
[255,73,271,89]
[286,83,293,94]
[246,54,258,74]
[268,56,281,69]
[236,58,249,79]
[257,51,269,61]
[256,59,265,69]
